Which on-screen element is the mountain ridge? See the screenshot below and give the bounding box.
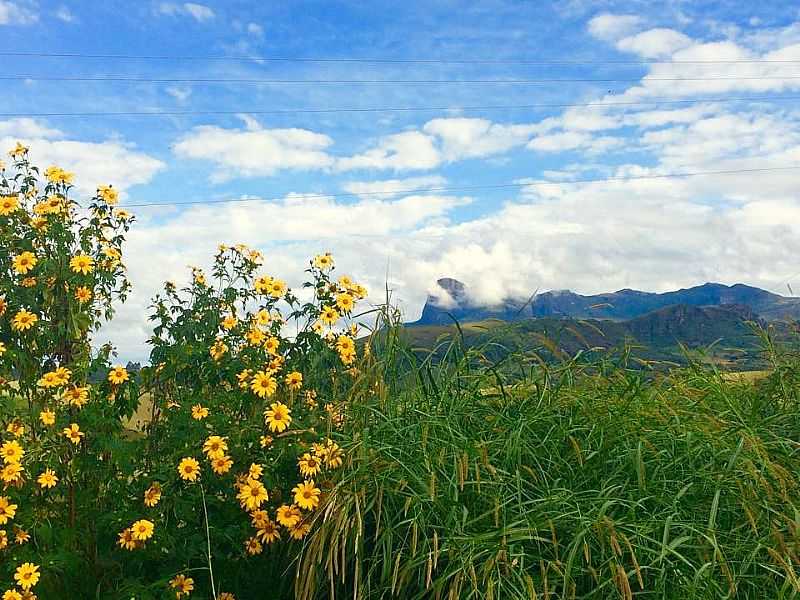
[413,280,800,325]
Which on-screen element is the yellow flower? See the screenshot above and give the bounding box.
[237,478,268,511]
[178,457,200,482]
[63,385,89,408]
[0,342,5,356]
[251,509,269,528]
[339,348,356,365]
[169,574,194,598]
[12,252,37,275]
[63,423,84,445]
[243,327,263,346]
[288,521,312,540]
[0,530,7,550]
[203,435,228,459]
[191,404,209,420]
[248,463,263,480]
[209,339,228,360]
[0,497,17,524]
[13,563,40,590]
[218,593,236,600]
[276,504,302,528]
[74,286,92,303]
[108,365,129,385]
[11,310,37,332]
[0,441,24,464]
[13,527,29,545]
[69,254,94,275]
[97,184,119,205]
[144,483,162,507]
[259,435,273,448]
[244,536,263,555]
[285,371,303,391]
[0,296,5,316]
[117,528,138,551]
[320,305,340,326]
[298,453,321,478]
[264,402,291,433]
[6,422,24,438]
[54,367,71,385]
[221,315,238,330]
[254,275,272,294]
[38,410,55,426]
[131,519,154,541]
[9,142,28,157]
[264,336,280,356]
[0,463,23,485]
[37,469,58,489]
[292,480,321,510]
[313,252,334,270]
[336,335,356,354]
[251,371,277,399]
[2,590,21,600]
[256,519,281,544]
[0,195,19,216]
[336,293,355,313]
[211,455,233,475]
[255,309,271,325]
[44,165,73,184]
[325,440,344,469]
[268,278,287,298]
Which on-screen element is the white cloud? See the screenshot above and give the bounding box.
[587,13,642,42]
[156,2,214,22]
[54,5,75,22]
[247,22,263,36]
[342,175,448,199]
[336,131,441,172]
[616,28,693,58]
[0,118,165,196]
[173,119,335,180]
[0,0,37,24]
[422,118,540,161]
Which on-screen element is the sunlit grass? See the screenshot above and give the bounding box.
[297,312,800,599]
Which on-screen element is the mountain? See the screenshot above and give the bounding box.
[413,280,800,326]
[403,302,784,370]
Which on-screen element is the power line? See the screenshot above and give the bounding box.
[3,51,800,65]
[4,75,800,85]
[120,165,800,209]
[3,95,799,118]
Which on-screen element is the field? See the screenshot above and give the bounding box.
[2,152,800,599]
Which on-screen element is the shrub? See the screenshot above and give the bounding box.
[0,144,139,597]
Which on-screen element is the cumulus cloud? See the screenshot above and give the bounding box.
[616,28,693,58]
[587,13,642,42]
[336,131,441,172]
[105,191,471,359]
[173,118,335,181]
[0,0,37,24]
[0,118,165,196]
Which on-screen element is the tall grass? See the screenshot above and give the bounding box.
[296,312,800,599]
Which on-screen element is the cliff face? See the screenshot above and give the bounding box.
[412,280,800,325]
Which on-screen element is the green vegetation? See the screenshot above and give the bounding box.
[298,313,800,599]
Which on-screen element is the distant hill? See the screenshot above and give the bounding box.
[404,302,785,369]
[413,280,800,325]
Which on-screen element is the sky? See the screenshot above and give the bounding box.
[2,0,800,362]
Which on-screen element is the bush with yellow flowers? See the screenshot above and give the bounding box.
[113,244,367,597]
[0,146,140,597]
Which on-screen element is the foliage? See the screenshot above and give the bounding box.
[299,312,800,600]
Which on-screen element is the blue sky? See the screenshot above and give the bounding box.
[2,0,800,360]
